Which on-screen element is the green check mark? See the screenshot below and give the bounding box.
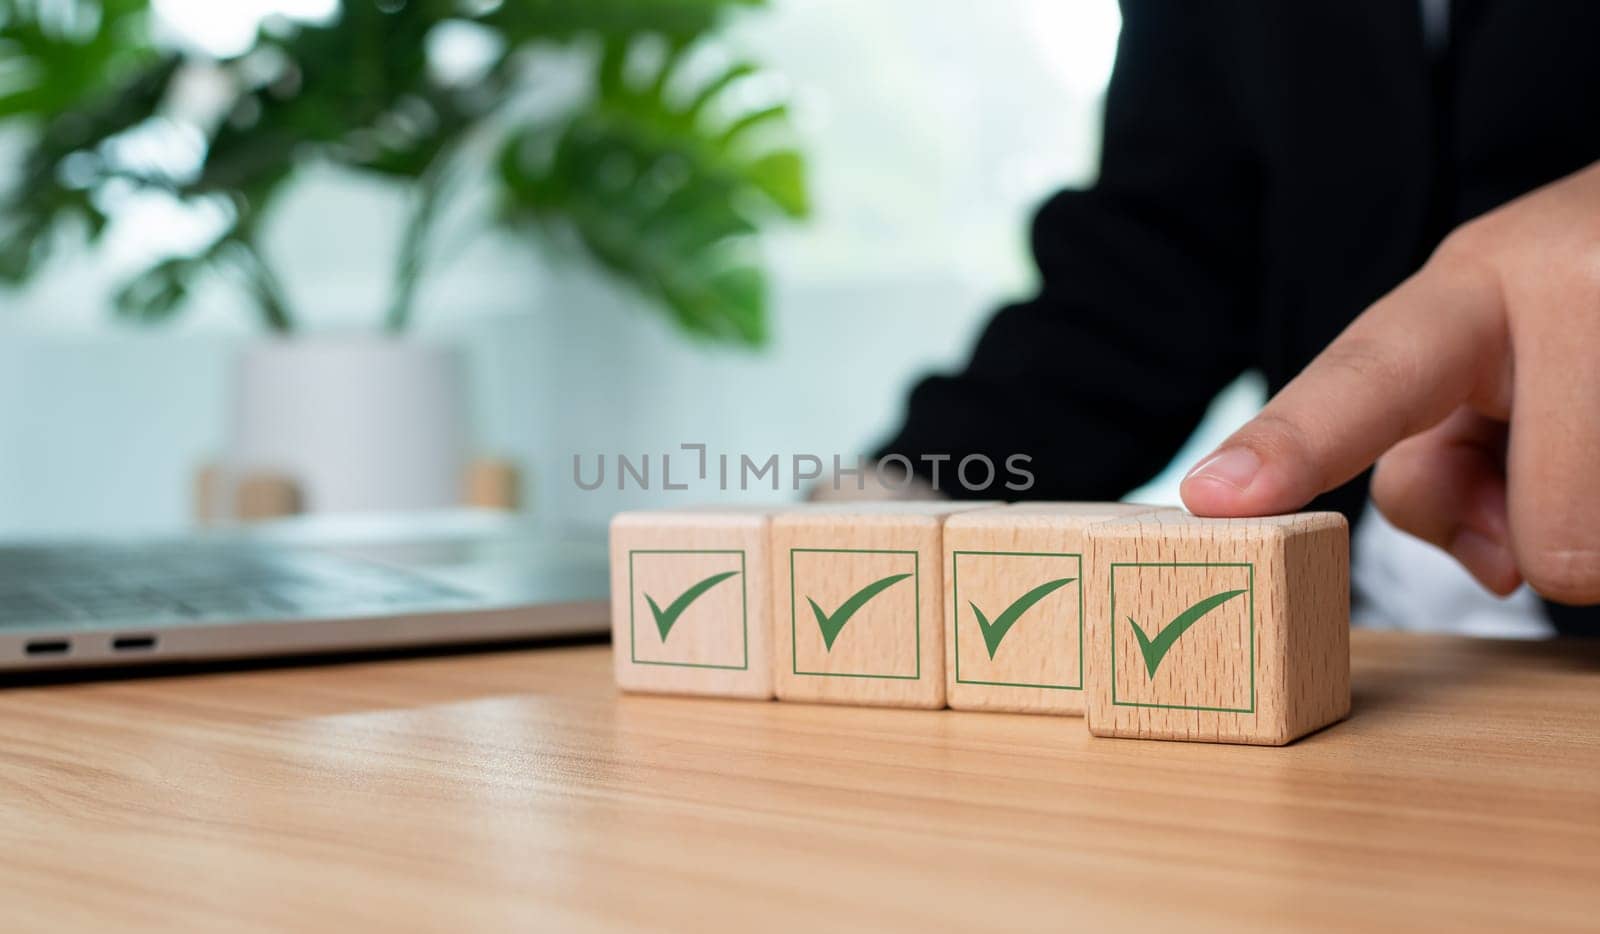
[807,573,913,651]
[970,577,1076,660]
[644,570,740,641]
[1128,588,1247,678]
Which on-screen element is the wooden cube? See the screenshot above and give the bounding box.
[771,502,991,708]
[943,502,1156,714]
[609,509,773,699]
[1084,510,1350,745]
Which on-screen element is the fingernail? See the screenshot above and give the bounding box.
[1186,448,1262,492]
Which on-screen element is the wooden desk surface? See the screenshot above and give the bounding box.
[3,631,1598,932]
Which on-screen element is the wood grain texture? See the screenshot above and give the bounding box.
[1084,510,1350,745]
[770,502,991,708]
[943,502,1156,714]
[609,509,773,698]
[2,633,1598,932]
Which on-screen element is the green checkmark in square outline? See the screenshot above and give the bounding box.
[790,547,921,680]
[628,549,749,671]
[952,550,1083,691]
[1110,561,1255,714]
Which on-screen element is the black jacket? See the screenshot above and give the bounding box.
[877,0,1600,628]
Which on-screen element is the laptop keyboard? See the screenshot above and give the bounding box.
[0,542,474,629]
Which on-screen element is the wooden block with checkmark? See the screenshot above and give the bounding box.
[1083,510,1350,745]
[610,509,775,699]
[771,502,994,708]
[943,502,1158,715]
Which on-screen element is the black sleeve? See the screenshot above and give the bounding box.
[874,0,1260,500]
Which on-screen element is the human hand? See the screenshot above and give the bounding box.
[1180,161,1600,604]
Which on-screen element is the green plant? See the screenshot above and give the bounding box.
[0,0,807,345]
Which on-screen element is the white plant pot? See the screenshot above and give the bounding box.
[225,337,468,515]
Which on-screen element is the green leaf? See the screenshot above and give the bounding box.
[745,149,808,217]
[482,0,762,46]
[496,37,808,346]
[0,0,808,341]
[0,0,159,123]
[113,253,202,324]
[0,47,181,284]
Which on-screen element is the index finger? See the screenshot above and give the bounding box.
[1180,259,1508,517]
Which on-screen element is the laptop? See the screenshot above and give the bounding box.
[0,511,610,673]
